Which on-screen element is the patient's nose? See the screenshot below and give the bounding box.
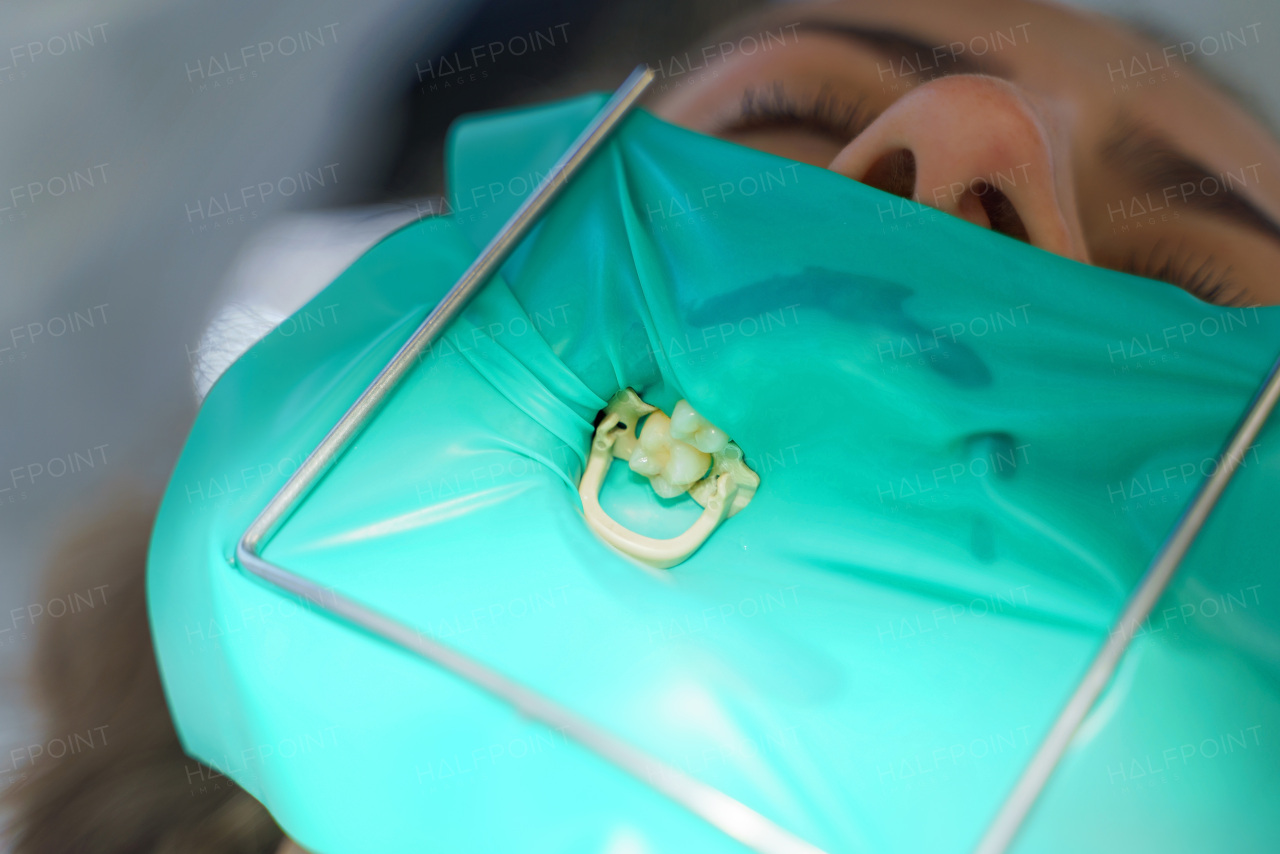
[828,76,1088,261]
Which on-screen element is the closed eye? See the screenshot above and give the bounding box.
[718,81,874,146]
[1118,239,1253,307]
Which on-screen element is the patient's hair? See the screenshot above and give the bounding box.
[0,488,284,853]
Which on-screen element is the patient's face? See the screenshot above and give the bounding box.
[651,0,1280,306]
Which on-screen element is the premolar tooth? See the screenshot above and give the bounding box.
[670,400,729,454]
[692,424,728,454]
[668,401,701,441]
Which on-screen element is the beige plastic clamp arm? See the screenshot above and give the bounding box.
[577,388,759,569]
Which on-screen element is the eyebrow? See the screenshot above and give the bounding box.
[789,19,1007,80]
[1100,119,1280,245]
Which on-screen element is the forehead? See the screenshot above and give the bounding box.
[732,0,1280,218]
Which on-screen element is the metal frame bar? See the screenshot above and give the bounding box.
[234,65,828,854]
[973,352,1280,854]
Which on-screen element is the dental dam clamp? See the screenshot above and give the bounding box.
[578,388,760,568]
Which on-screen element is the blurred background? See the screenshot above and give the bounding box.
[1,0,1277,847]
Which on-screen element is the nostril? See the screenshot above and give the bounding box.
[860,148,916,199]
[971,180,1030,243]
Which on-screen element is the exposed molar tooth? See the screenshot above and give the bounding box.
[584,387,762,568]
[665,439,710,486]
[628,450,662,477]
[649,474,686,499]
[632,412,672,469]
[629,413,671,479]
[639,411,672,448]
[627,409,710,496]
[670,400,729,454]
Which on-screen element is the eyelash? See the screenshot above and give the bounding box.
[725,81,872,144]
[1120,241,1250,308]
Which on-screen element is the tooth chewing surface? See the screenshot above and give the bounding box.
[627,404,716,498]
